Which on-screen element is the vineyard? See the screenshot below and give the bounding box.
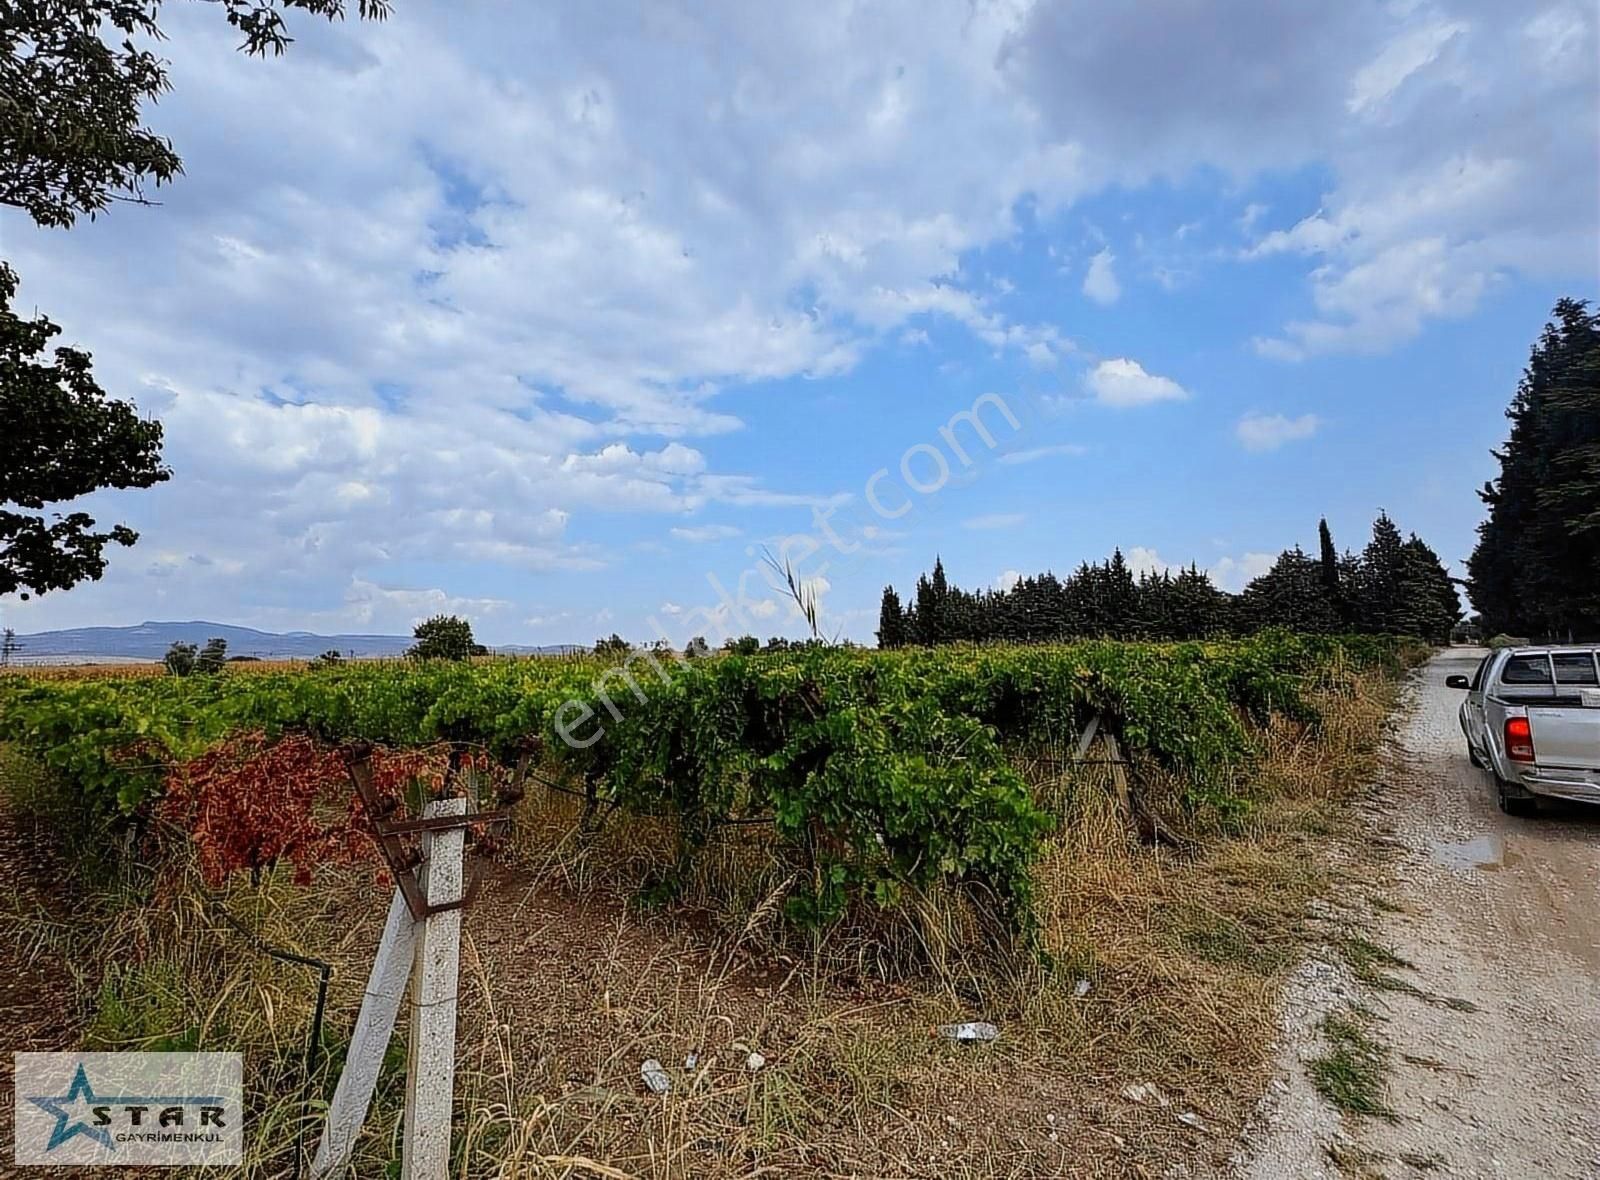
[0,632,1429,1176]
[0,631,1417,940]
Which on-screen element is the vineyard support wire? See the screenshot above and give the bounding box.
[211,901,331,1180]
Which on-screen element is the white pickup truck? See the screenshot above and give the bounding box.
[1451,646,1600,815]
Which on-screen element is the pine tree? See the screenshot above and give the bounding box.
[1237,547,1341,633]
[1399,535,1461,643]
[1103,550,1138,637]
[1170,564,1229,638]
[1355,513,1408,634]
[881,518,1455,647]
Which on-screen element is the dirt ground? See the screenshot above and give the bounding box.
[1236,648,1600,1179]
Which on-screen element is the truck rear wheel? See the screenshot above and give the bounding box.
[1496,775,1536,817]
[1468,744,1484,769]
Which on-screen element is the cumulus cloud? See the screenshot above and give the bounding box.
[3,1,1096,634]
[1085,358,1190,408]
[1125,546,1171,578]
[995,569,1023,591]
[1236,412,1322,451]
[1082,248,1121,305]
[1122,546,1275,594]
[1210,552,1277,593]
[1002,0,1598,354]
[342,579,512,631]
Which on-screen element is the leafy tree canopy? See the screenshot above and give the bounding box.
[409,614,481,661]
[164,641,196,676]
[196,636,228,673]
[0,264,169,598]
[1,0,391,227]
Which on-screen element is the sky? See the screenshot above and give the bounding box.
[2,0,1596,647]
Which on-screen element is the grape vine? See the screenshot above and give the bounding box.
[0,632,1421,933]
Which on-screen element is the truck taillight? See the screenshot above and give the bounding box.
[1505,716,1535,763]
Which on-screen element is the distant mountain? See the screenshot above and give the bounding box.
[6,621,582,662]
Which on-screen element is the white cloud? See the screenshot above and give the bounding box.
[995,569,1023,591]
[1085,358,1190,408]
[1024,340,1058,368]
[1236,412,1323,452]
[2,0,1097,635]
[342,579,511,632]
[963,512,1026,530]
[997,443,1088,465]
[1125,546,1171,578]
[669,524,743,543]
[524,610,574,627]
[1253,232,1496,358]
[1524,6,1592,75]
[1347,20,1467,117]
[1122,546,1275,593]
[1005,0,1598,353]
[1082,248,1121,305]
[1210,552,1276,593]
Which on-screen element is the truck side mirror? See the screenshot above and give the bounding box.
[1445,675,1471,689]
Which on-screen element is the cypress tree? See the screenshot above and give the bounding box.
[876,585,908,649]
[1467,298,1600,640]
[1317,517,1345,625]
[914,557,950,643]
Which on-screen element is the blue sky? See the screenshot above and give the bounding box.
[3,1,1595,646]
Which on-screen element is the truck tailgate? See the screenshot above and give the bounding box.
[1529,703,1600,771]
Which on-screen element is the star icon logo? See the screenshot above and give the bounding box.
[26,1064,116,1152]
[23,1062,226,1155]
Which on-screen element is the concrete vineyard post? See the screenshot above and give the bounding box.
[402,797,465,1180]
[310,797,466,1180]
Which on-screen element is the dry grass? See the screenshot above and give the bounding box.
[0,665,1403,1178]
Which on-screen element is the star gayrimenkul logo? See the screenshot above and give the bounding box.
[25,1062,227,1153]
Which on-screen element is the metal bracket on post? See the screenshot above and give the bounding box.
[345,746,507,920]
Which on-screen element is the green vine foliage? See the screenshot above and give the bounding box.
[0,633,1418,936]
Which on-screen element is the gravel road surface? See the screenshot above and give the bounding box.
[1238,648,1600,1179]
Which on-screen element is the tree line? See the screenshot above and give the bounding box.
[877,513,1461,648]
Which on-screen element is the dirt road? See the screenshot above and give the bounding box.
[1240,648,1600,1179]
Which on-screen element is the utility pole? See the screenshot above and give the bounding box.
[0,628,18,667]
